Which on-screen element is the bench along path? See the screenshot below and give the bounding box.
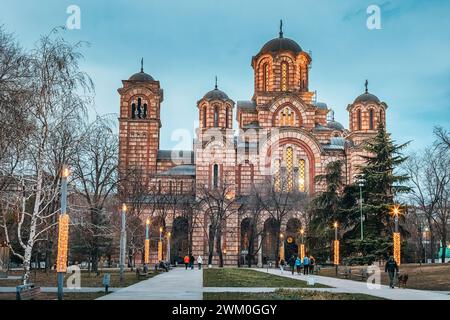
[251,268,450,300]
[97,267,203,300]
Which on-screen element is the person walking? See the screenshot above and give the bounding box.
[303,255,310,275]
[295,256,302,275]
[183,255,190,270]
[288,255,296,275]
[385,256,399,288]
[279,259,285,273]
[197,255,203,270]
[190,255,195,270]
[309,256,315,275]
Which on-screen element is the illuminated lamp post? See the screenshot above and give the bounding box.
[279,233,285,264]
[144,218,150,265]
[158,227,163,262]
[299,228,305,261]
[56,166,70,300]
[333,222,339,275]
[357,178,365,240]
[119,203,127,284]
[166,231,171,264]
[391,205,402,265]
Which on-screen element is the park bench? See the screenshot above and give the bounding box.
[336,266,351,279]
[16,283,41,300]
[352,268,368,281]
[136,268,149,279]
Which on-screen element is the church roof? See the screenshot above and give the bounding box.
[327,120,345,131]
[158,164,196,176]
[257,21,302,57]
[157,150,194,164]
[237,100,257,111]
[203,88,230,101]
[323,137,346,150]
[354,80,380,104]
[128,58,154,81]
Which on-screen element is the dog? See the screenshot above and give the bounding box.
[397,273,408,288]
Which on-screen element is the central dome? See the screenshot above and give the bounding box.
[203,88,230,101]
[259,37,302,56]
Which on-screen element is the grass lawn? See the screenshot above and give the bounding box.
[203,268,330,288]
[204,289,383,300]
[0,291,106,300]
[0,269,160,288]
[319,263,450,291]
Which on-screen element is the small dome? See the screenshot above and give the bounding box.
[129,71,154,82]
[203,88,230,101]
[259,37,302,56]
[314,101,328,109]
[327,121,344,131]
[354,92,380,104]
[354,80,380,104]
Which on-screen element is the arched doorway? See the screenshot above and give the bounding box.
[285,218,301,259]
[262,218,279,265]
[240,218,255,266]
[171,217,189,265]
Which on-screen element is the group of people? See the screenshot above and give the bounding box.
[285,255,316,275]
[183,254,203,270]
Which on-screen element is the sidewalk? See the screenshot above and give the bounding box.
[251,268,450,300]
[97,267,203,300]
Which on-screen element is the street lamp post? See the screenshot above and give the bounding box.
[333,222,339,275]
[166,232,171,264]
[119,204,127,284]
[357,178,365,241]
[144,218,150,265]
[56,166,70,300]
[279,233,285,264]
[158,227,163,262]
[299,228,305,261]
[391,205,401,265]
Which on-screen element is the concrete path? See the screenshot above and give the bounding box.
[251,268,450,300]
[97,267,202,300]
[0,287,117,293]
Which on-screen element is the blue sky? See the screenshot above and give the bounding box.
[1,0,449,151]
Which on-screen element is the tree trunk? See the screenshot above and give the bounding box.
[441,229,447,263]
[207,227,215,266]
[216,231,223,268]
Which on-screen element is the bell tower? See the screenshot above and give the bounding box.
[118,59,164,178]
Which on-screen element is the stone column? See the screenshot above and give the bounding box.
[257,234,263,268]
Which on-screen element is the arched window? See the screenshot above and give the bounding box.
[202,106,207,127]
[379,110,383,125]
[225,106,229,128]
[213,164,219,188]
[369,109,374,130]
[137,98,142,118]
[357,109,362,130]
[279,107,294,126]
[263,63,269,91]
[143,103,148,118]
[286,147,294,192]
[131,103,136,119]
[281,62,288,91]
[169,180,173,194]
[298,159,306,192]
[214,106,219,127]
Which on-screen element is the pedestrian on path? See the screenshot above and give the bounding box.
[303,255,310,275]
[295,256,302,274]
[197,255,203,270]
[190,255,195,270]
[288,255,296,275]
[184,255,190,270]
[279,259,285,273]
[385,256,399,288]
[309,256,315,274]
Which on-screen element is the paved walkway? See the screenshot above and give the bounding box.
[0,287,116,293]
[97,267,202,300]
[251,268,450,300]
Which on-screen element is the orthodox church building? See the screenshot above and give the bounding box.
[117,24,388,266]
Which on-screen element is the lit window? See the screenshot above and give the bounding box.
[298,159,305,192]
[274,159,281,192]
[281,62,288,91]
[286,147,293,192]
[203,107,207,127]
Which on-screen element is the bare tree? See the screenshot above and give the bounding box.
[71,116,118,272]
[197,181,236,267]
